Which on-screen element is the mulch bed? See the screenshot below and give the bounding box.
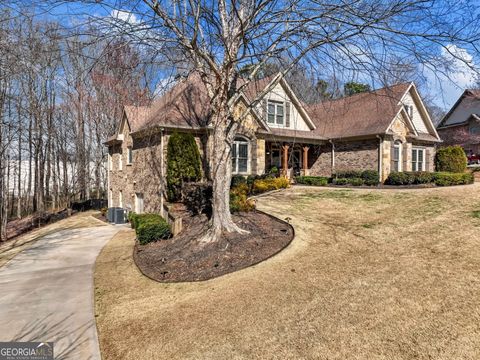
[133,211,294,282]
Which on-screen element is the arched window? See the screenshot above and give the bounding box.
[232,136,249,174]
[392,140,402,172]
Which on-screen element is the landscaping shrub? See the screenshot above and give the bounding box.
[411,172,434,184]
[384,172,413,185]
[435,146,467,173]
[349,177,365,186]
[252,177,290,194]
[230,184,255,213]
[136,213,171,245]
[335,170,363,179]
[269,166,279,176]
[166,132,202,201]
[231,175,247,188]
[433,172,474,186]
[128,211,139,229]
[385,171,473,186]
[361,170,379,186]
[295,176,329,186]
[182,182,213,215]
[333,178,349,185]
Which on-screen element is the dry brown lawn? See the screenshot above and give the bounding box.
[0,211,106,267]
[95,184,480,360]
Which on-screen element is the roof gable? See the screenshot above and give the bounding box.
[438,89,480,128]
[394,84,440,140]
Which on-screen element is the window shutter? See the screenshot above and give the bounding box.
[390,142,395,171]
[285,102,291,127]
[425,148,430,172]
[402,145,408,172]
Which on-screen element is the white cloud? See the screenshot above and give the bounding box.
[425,44,478,109]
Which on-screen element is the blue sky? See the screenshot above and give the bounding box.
[25,1,480,110]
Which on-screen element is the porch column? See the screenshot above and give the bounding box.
[282,144,289,177]
[302,146,310,176]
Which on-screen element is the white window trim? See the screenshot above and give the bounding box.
[393,141,402,172]
[107,153,112,171]
[412,147,425,172]
[135,193,144,214]
[267,100,285,127]
[232,136,250,175]
[127,147,133,165]
[119,190,123,208]
[119,151,123,171]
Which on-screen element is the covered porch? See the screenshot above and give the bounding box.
[263,137,329,179]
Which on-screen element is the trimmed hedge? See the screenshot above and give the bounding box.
[166,132,202,201]
[333,178,349,185]
[435,146,467,173]
[334,169,379,186]
[333,177,364,186]
[132,213,171,245]
[385,171,474,186]
[434,172,473,186]
[295,176,329,186]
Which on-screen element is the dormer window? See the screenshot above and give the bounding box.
[267,100,285,126]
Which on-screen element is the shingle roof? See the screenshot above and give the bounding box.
[118,75,424,142]
[304,83,412,139]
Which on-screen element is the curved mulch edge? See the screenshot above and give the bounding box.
[132,209,295,283]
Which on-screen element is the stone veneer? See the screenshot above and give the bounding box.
[334,139,379,173]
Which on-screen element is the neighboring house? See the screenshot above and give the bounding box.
[105,73,440,213]
[436,89,480,158]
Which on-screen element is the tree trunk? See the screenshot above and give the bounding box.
[200,101,247,243]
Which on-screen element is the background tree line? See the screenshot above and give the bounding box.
[0,9,155,240]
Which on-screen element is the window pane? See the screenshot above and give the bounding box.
[238,158,248,172]
[412,149,417,162]
[276,114,284,125]
[418,161,423,171]
[268,103,275,114]
[393,147,399,161]
[239,143,248,158]
[277,104,284,115]
[267,113,275,123]
[232,144,237,158]
[393,160,399,172]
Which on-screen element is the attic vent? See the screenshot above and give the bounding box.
[404,104,413,118]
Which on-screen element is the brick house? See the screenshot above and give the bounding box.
[436,89,480,158]
[105,74,440,213]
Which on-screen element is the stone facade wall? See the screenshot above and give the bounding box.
[108,100,261,212]
[334,139,379,173]
[309,144,332,176]
[381,138,436,180]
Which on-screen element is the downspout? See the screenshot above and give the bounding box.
[376,135,383,183]
[329,140,335,175]
[160,128,165,218]
[107,150,110,207]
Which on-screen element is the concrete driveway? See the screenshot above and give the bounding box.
[0,224,122,360]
